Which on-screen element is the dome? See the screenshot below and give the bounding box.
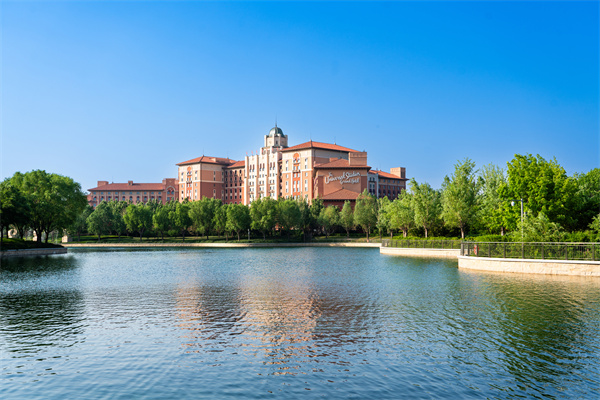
[269,126,284,136]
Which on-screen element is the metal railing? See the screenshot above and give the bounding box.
[382,239,462,250]
[461,242,599,262]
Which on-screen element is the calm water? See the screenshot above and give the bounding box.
[1,248,599,399]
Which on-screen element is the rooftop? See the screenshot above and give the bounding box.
[89,182,168,191]
[176,156,238,166]
[281,140,359,153]
[319,188,361,201]
[369,169,407,180]
[314,158,371,169]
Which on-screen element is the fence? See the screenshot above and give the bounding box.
[461,242,599,262]
[382,239,462,250]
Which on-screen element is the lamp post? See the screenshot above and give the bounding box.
[511,198,524,241]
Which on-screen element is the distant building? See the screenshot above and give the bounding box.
[87,178,178,208]
[368,168,407,199]
[175,125,407,207]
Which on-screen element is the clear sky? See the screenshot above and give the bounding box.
[2,1,598,191]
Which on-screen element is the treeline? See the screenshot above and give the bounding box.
[384,154,600,242]
[2,154,599,244]
[69,195,378,242]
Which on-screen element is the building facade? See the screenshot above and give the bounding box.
[88,178,179,208]
[175,126,407,208]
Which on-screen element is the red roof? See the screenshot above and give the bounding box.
[369,169,407,180]
[89,182,167,191]
[282,141,359,153]
[226,160,246,169]
[314,158,371,169]
[177,156,237,166]
[320,189,361,201]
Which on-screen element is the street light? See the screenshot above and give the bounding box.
[510,198,524,241]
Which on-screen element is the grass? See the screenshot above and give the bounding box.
[0,238,64,251]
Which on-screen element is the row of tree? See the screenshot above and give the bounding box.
[75,194,380,242]
[378,154,599,240]
[2,154,598,244]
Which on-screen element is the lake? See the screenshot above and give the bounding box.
[1,247,599,399]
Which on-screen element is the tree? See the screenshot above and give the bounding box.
[276,199,301,239]
[503,154,577,231]
[10,170,87,242]
[310,197,325,232]
[226,203,251,241]
[441,158,479,239]
[189,197,220,239]
[87,202,113,241]
[410,178,441,238]
[376,197,392,239]
[297,199,313,242]
[0,179,30,241]
[573,168,600,231]
[479,163,508,235]
[250,198,277,239]
[340,201,354,238]
[170,201,191,241]
[514,212,564,243]
[318,205,340,238]
[123,203,152,240]
[213,203,229,239]
[354,189,378,242]
[68,205,93,242]
[153,205,171,241]
[589,214,600,241]
[109,201,128,239]
[389,191,414,237]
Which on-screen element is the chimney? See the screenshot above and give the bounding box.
[128,180,133,186]
[97,181,109,187]
[390,167,406,179]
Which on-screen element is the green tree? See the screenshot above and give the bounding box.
[514,212,564,242]
[389,191,413,237]
[503,154,577,231]
[250,198,277,239]
[68,205,93,242]
[109,201,128,239]
[410,178,441,238]
[226,203,251,241]
[123,203,152,240]
[318,205,340,238]
[170,201,192,241]
[589,214,600,241]
[0,179,31,241]
[441,158,479,239]
[310,197,325,232]
[376,197,392,239]
[573,168,600,231]
[10,170,87,242]
[213,203,229,239]
[276,199,301,239]
[354,189,378,242]
[297,199,313,242]
[189,197,220,239]
[153,205,171,241]
[339,201,354,238]
[87,202,114,241]
[479,164,509,235]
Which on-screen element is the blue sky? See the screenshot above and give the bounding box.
[2,1,598,191]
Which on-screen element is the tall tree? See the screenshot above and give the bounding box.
[189,197,220,239]
[250,198,277,239]
[318,205,340,238]
[152,205,171,241]
[0,179,30,241]
[10,170,87,242]
[573,168,600,231]
[170,201,191,242]
[109,201,128,239]
[87,202,114,241]
[340,201,354,238]
[441,158,479,239]
[226,203,251,241]
[354,189,378,242]
[213,203,229,239]
[276,199,301,239]
[410,178,441,238]
[123,203,152,240]
[376,197,392,239]
[503,154,577,230]
[479,164,509,235]
[68,205,93,242]
[389,191,414,237]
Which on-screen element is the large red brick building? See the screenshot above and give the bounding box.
[88,178,178,208]
[175,126,407,207]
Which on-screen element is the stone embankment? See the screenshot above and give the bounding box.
[457,256,600,277]
[379,247,459,258]
[64,242,382,248]
[1,247,68,258]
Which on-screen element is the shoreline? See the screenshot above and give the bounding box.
[63,242,382,248]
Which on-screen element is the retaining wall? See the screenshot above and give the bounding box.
[458,256,600,277]
[380,247,460,258]
[1,248,68,258]
[63,242,382,249]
